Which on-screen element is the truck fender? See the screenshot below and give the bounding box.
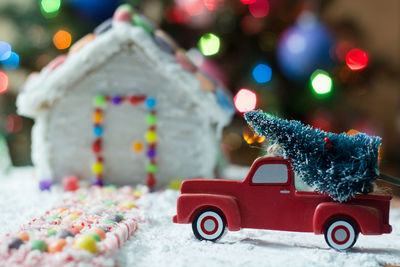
[313,202,383,235]
[175,194,241,231]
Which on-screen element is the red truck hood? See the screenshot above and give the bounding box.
[180,179,242,195]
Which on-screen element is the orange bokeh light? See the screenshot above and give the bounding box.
[53,30,72,50]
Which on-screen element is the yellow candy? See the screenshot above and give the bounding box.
[93,112,103,124]
[145,131,157,143]
[132,190,142,197]
[74,234,97,253]
[122,201,136,209]
[132,141,143,152]
[65,214,79,221]
[168,179,183,190]
[92,162,103,174]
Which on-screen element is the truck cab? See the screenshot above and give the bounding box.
[173,156,392,251]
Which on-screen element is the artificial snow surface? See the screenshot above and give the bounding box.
[1,167,400,267]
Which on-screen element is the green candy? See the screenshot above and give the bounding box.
[102,219,117,225]
[104,200,116,207]
[117,214,124,221]
[90,233,101,242]
[93,95,106,108]
[47,230,57,236]
[131,14,153,34]
[117,3,133,13]
[47,215,60,221]
[146,163,157,174]
[105,184,117,191]
[146,114,157,126]
[30,240,47,252]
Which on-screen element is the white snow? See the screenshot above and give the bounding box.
[1,167,399,267]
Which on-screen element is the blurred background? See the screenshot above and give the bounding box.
[0,0,399,194]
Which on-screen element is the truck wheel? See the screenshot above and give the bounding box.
[192,210,226,241]
[324,218,359,251]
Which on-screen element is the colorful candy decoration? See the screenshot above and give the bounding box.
[30,240,47,252]
[56,229,74,239]
[39,179,52,191]
[91,95,158,188]
[74,234,97,253]
[69,33,96,54]
[0,185,144,265]
[8,237,23,250]
[48,239,67,253]
[113,4,133,22]
[46,55,67,71]
[62,175,80,191]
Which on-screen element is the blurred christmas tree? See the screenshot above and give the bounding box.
[0,0,399,198]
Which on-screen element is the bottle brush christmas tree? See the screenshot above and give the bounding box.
[244,110,381,202]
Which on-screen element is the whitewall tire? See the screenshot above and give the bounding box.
[324,218,359,251]
[192,210,226,241]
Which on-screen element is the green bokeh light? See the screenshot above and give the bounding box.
[198,33,220,56]
[310,69,332,96]
[40,0,61,15]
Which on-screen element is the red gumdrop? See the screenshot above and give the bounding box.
[129,96,146,105]
[113,9,131,22]
[146,174,156,187]
[62,176,79,191]
[92,139,102,154]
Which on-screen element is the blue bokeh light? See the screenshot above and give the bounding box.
[252,63,272,84]
[1,51,19,70]
[0,41,11,61]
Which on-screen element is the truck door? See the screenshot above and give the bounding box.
[243,161,294,231]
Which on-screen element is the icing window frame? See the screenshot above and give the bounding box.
[250,163,290,185]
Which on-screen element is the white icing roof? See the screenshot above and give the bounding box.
[17,16,233,131]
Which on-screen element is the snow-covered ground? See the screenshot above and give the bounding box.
[1,167,399,267]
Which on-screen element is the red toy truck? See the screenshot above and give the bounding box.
[173,157,392,251]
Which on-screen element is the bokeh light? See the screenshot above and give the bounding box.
[241,15,264,35]
[198,33,220,56]
[0,71,9,94]
[248,0,269,18]
[1,51,19,70]
[40,0,61,15]
[252,63,272,83]
[310,70,332,95]
[53,30,72,50]
[240,0,256,4]
[234,88,257,113]
[243,132,265,144]
[346,48,368,71]
[0,41,11,61]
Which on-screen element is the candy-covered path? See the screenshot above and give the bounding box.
[1,167,400,267]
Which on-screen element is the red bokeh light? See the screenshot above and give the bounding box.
[248,0,269,18]
[0,71,9,94]
[346,48,368,71]
[234,89,257,113]
[241,15,264,35]
[240,0,256,4]
[164,6,190,24]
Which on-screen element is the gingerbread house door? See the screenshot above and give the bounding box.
[90,94,157,187]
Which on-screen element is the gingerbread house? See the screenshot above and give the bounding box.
[17,5,233,187]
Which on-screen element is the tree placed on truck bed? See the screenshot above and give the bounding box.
[244,110,381,202]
